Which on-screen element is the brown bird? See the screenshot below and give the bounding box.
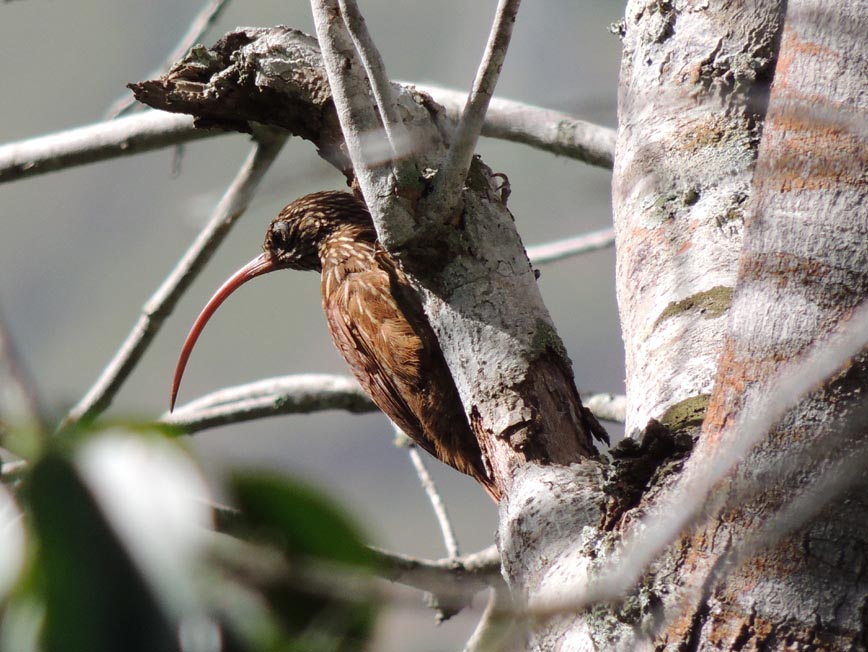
[171,191,501,500]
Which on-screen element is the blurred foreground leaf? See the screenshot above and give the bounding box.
[231,472,375,568]
[26,452,177,652]
[228,472,378,651]
[0,484,24,604]
[3,425,381,652]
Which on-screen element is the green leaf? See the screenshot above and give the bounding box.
[230,471,375,569]
[227,471,378,651]
[24,452,177,652]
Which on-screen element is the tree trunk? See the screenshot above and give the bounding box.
[665,1,868,647]
[612,0,784,436]
[600,1,868,650]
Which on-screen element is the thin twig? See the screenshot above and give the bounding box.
[105,0,233,119]
[405,438,461,559]
[1,92,612,186]
[526,227,616,265]
[0,307,47,436]
[464,588,522,652]
[427,0,522,221]
[336,0,407,160]
[57,131,288,433]
[0,111,219,185]
[411,82,615,168]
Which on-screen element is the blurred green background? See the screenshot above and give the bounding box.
[0,1,624,648]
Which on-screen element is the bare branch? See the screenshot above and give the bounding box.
[1,92,611,186]
[427,0,522,220]
[105,0,233,119]
[412,83,615,168]
[370,544,503,597]
[159,373,623,433]
[0,111,219,185]
[57,131,288,433]
[336,0,407,160]
[526,227,616,266]
[405,439,461,559]
[163,374,376,433]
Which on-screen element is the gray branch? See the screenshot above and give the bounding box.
[58,131,287,432]
[526,227,616,265]
[0,111,220,184]
[411,83,615,168]
[163,374,375,433]
[406,443,461,559]
[0,95,612,187]
[370,544,503,598]
[161,373,625,433]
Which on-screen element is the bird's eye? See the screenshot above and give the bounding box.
[269,221,291,250]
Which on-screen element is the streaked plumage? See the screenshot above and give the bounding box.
[279,192,500,500]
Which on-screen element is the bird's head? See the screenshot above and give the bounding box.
[169,191,372,411]
[262,190,372,272]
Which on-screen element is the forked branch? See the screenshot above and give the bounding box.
[426,0,522,221]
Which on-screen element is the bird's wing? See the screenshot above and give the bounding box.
[323,267,440,459]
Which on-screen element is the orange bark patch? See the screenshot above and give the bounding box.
[773,24,838,91]
[757,114,868,193]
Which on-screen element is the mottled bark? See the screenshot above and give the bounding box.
[612,1,785,435]
[664,1,868,648]
[503,1,868,649]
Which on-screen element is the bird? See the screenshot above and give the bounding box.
[171,190,503,500]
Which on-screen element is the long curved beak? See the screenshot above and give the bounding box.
[170,252,280,412]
